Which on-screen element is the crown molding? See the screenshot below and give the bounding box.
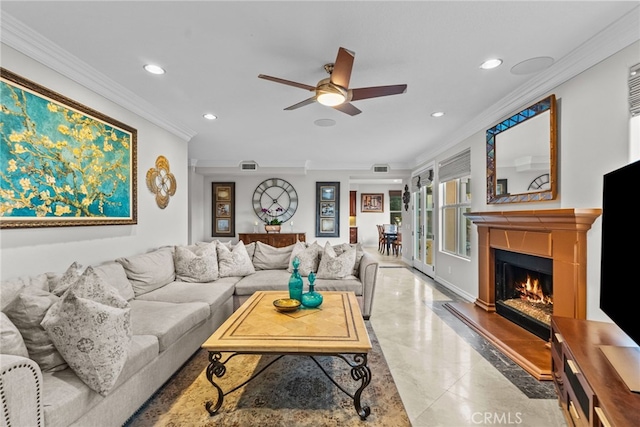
[1,13,197,142]
[412,6,640,169]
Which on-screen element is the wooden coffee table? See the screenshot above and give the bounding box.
[201,290,372,419]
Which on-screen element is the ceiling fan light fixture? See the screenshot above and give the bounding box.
[316,79,347,106]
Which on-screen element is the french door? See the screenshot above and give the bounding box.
[412,171,434,276]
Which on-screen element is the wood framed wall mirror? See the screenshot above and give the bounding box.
[486,94,557,204]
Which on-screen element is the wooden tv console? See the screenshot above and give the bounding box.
[551,316,640,426]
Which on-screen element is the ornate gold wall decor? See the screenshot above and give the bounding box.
[146,156,176,209]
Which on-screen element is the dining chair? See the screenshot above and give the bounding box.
[392,232,402,256]
[377,225,387,253]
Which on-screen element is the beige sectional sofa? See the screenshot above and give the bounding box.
[0,239,378,427]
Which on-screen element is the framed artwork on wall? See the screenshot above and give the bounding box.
[361,193,384,213]
[316,182,340,237]
[0,68,137,229]
[212,182,235,237]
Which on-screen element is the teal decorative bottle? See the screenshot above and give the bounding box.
[301,272,323,308]
[288,256,303,302]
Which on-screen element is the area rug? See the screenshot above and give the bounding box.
[124,322,410,427]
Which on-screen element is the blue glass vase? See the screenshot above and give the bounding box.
[301,272,323,308]
[288,257,303,302]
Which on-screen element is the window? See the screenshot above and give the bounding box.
[630,63,640,162]
[389,190,402,225]
[439,149,471,258]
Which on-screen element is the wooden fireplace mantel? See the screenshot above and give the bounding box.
[465,208,601,318]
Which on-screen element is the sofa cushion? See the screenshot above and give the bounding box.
[252,241,294,270]
[116,247,176,296]
[0,312,29,357]
[316,242,356,279]
[3,287,68,372]
[0,273,49,311]
[314,277,363,295]
[287,241,321,276]
[93,261,135,301]
[216,240,255,278]
[233,270,293,296]
[174,244,219,282]
[40,334,158,427]
[135,281,235,314]
[41,266,132,396]
[128,300,209,351]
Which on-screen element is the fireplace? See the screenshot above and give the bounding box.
[495,249,553,340]
[446,208,601,380]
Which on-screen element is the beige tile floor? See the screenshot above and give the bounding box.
[365,247,567,427]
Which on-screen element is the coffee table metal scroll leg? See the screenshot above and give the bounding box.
[205,351,225,415]
[351,353,372,420]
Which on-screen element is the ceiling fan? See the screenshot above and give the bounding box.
[258,47,407,116]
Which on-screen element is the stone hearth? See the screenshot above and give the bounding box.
[447,208,601,380]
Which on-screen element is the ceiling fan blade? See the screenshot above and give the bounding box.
[258,74,316,91]
[330,47,355,89]
[284,96,317,111]
[350,84,407,101]
[333,102,361,116]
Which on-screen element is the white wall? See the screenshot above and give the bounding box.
[417,41,640,321]
[196,170,354,246]
[0,45,189,280]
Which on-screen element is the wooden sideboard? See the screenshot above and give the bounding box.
[238,232,305,248]
[551,316,640,427]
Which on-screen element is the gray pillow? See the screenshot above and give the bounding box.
[0,312,29,358]
[93,261,136,301]
[253,241,294,270]
[116,247,175,296]
[287,241,320,276]
[3,287,68,372]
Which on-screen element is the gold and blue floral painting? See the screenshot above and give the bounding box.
[0,68,137,228]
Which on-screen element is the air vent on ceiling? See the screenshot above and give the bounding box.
[372,164,390,173]
[240,161,258,171]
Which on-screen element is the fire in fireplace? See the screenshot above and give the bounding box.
[495,250,553,340]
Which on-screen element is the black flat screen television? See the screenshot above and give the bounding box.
[600,159,640,392]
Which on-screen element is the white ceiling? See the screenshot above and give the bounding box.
[2,1,639,177]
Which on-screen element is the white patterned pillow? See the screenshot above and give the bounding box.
[174,244,219,282]
[41,266,131,396]
[335,243,365,277]
[48,261,83,296]
[316,242,356,279]
[3,287,68,372]
[0,312,29,358]
[287,241,320,276]
[216,240,256,277]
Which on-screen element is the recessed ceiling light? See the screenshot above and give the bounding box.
[431,111,445,118]
[480,58,503,70]
[143,64,165,75]
[203,113,217,120]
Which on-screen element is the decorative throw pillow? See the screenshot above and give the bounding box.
[316,242,357,279]
[288,241,320,276]
[216,240,255,278]
[48,261,83,296]
[3,287,68,372]
[335,243,365,277]
[0,312,29,358]
[253,241,295,270]
[174,244,219,282]
[116,247,176,296]
[41,266,131,396]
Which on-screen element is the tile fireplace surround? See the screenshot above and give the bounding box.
[449,208,601,380]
